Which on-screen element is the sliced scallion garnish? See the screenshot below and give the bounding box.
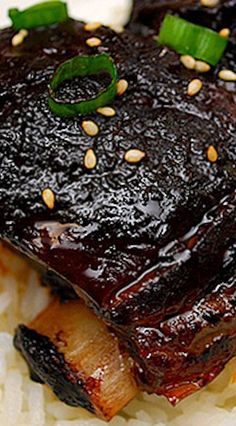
[157,14,228,66]
[9,1,68,30]
[48,53,118,117]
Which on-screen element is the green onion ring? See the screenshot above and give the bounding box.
[9,1,68,31]
[48,54,118,117]
[157,14,228,66]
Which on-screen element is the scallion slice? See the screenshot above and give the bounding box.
[48,53,118,117]
[157,14,228,66]
[9,1,68,30]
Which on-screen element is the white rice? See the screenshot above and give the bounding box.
[1,244,236,426]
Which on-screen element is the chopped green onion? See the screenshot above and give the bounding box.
[9,1,68,30]
[48,54,118,117]
[157,14,228,66]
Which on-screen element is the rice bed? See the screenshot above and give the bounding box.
[0,244,236,426]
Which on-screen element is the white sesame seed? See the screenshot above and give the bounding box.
[219,28,230,38]
[84,148,97,169]
[187,79,203,96]
[200,0,219,7]
[124,149,146,164]
[82,120,99,137]
[84,22,101,31]
[12,29,28,47]
[12,34,23,47]
[116,79,128,96]
[207,145,218,163]
[20,29,28,37]
[86,37,102,47]
[109,24,124,33]
[218,69,236,81]
[97,106,116,117]
[159,48,168,58]
[195,60,211,73]
[42,188,55,210]
[22,29,28,36]
[180,55,196,70]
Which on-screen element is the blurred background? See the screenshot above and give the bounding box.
[1,0,132,27]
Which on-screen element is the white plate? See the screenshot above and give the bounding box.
[0,0,132,28]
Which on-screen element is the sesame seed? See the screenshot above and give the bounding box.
[207,145,218,163]
[97,106,116,117]
[124,149,146,164]
[180,55,196,70]
[187,79,203,96]
[200,0,219,7]
[219,28,230,38]
[159,48,168,58]
[42,188,55,210]
[20,29,28,37]
[218,69,236,81]
[109,24,124,33]
[195,60,211,73]
[116,79,128,96]
[82,120,99,137]
[84,22,101,31]
[84,148,97,169]
[12,34,22,47]
[12,29,28,47]
[86,37,102,47]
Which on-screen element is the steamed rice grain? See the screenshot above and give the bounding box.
[1,245,236,426]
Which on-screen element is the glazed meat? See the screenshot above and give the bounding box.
[118,195,236,400]
[108,193,236,325]
[1,20,235,309]
[130,0,236,35]
[15,196,236,410]
[0,5,235,416]
[139,245,236,403]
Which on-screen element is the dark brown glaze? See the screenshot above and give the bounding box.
[1,20,235,307]
[104,192,236,326]
[129,0,236,86]
[129,0,236,35]
[0,13,235,406]
[132,244,236,402]
[129,0,236,99]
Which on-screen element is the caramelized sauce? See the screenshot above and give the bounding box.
[0,16,235,402]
